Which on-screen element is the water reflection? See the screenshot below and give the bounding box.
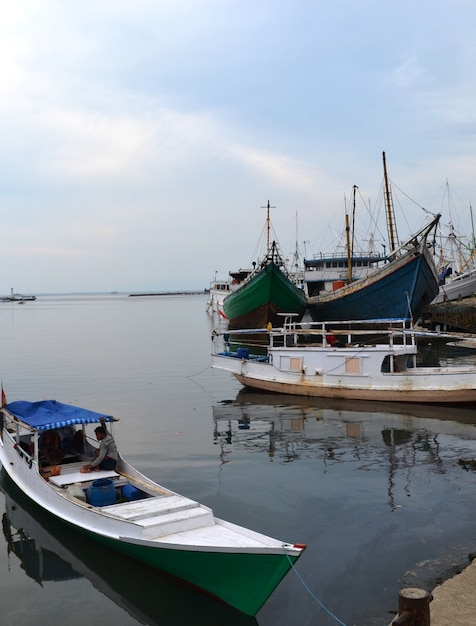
[213,390,476,511]
[0,471,257,626]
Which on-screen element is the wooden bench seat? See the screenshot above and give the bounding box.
[102,494,214,538]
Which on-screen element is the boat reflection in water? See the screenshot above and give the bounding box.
[213,389,476,509]
[0,471,257,626]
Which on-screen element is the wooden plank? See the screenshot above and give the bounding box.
[103,495,199,520]
[49,470,119,487]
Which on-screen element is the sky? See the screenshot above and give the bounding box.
[1,0,476,294]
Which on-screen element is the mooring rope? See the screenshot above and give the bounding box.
[285,551,348,626]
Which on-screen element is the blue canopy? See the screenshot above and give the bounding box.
[4,400,114,431]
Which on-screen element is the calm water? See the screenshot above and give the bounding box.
[1,294,476,626]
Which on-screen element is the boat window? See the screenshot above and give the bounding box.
[279,356,303,371]
[345,357,361,374]
[289,357,303,371]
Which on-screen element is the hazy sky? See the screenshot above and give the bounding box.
[1,1,476,293]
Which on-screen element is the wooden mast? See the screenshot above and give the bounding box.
[261,200,276,257]
[382,151,397,255]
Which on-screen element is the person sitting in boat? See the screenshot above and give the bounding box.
[81,420,118,472]
[326,330,345,347]
[39,429,65,466]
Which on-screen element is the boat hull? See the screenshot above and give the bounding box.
[307,237,439,322]
[213,355,476,403]
[81,529,297,616]
[223,262,307,330]
[1,471,259,626]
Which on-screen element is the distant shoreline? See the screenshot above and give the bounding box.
[128,291,206,297]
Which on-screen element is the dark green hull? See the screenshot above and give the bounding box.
[223,262,307,330]
[93,533,301,616]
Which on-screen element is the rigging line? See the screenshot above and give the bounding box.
[284,551,348,626]
[388,179,435,216]
[187,364,212,379]
[186,365,224,403]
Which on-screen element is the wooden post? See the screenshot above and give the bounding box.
[390,588,432,625]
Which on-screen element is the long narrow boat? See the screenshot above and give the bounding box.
[222,202,307,330]
[211,318,476,403]
[307,214,440,322]
[0,399,305,616]
[0,471,258,626]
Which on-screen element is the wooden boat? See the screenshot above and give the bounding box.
[0,399,305,616]
[306,154,440,323]
[223,254,307,330]
[222,202,307,330]
[307,216,440,322]
[433,265,476,304]
[0,471,258,626]
[211,317,476,403]
[430,180,476,304]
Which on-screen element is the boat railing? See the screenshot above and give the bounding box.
[212,317,423,356]
[277,317,417,348]
[1,425,35,467]
[212,312,467,358]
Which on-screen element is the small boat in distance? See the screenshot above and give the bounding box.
[211,317,476,404]
[206,269,253,317]
[0,288,37,302]
[223,202,307,330]
[0,398,305,616]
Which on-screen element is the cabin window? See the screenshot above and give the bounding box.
[279,356,303,371]
[345,357,361,374]
[290,357,303,371]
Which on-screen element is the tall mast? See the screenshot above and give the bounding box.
[345,185,358,283]
[261,200,275,254]
[345,212,352,283]
[382,151,397,254]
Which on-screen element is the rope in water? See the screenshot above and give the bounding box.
[285,551,348,626]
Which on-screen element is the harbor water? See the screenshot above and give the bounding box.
[1,293,476,626]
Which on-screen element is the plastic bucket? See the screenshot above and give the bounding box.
[121,484,144,501]
[236,347,249,359]
[87,478,116,506]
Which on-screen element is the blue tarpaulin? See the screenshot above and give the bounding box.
[4,400,114,431]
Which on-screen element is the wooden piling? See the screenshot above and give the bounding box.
[390,588,432,625]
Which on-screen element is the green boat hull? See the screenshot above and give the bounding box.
[223,262,307,330]
[82,530,300,616]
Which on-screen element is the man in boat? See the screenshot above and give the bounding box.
[326,329,345,348]
[39,429,64,466]
[81,419,118,472]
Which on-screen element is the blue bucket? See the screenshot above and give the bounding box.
[87,478,117,506]
[121,484,144,501]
